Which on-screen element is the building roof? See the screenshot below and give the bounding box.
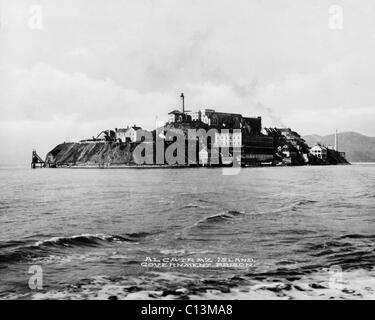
[213,111,242,117]
[116,126,142,133]
[168,110,183,115]
[311,144,327,150]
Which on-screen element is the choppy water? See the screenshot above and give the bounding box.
[0,165,374,300]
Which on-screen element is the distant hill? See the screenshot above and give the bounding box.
[303,132,375,162]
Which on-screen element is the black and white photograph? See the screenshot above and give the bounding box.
[0,0,375,306]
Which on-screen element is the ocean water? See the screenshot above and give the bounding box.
[0,164,374,300]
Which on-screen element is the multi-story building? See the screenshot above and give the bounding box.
[168,110,185,123]
[169,107,262,133]
[115,128,128,142]
[199,109,242,128]
[241,134,274,162]
[115,126,145,143]
[242,117,262,135]
[186,111,200,121]
[167,106,273,164]
[310,144,328,161]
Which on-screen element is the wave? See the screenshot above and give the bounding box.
[179,204,205,209]
[194,210,245,227]
[0,233,138,265]
[266,199,318,215]
[295,199,317,205]
[288,199,317,212]
[305,235,375,271]
[339,234,375,240]
[0,246,41,264]
[0,240,28,250]
[196,199,216,205]
[351,191,375,199]
[122,231,152,239]
[33,234,135,248]
[306,240,352,251]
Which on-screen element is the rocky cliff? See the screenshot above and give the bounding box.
[45,142,136,167]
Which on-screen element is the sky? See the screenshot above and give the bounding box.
[1,0,375,165]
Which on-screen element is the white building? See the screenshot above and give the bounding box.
[310,144,328,161]
[199,148,209,166]
[115,128,127,142]
[200,109,215,126]
[168,110,184,123]
[186,111,200,121]
[116,126,145,143]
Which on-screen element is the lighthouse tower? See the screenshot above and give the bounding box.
[334,129,338,151]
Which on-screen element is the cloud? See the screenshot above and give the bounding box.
[0,63,176,128]
[254,51,375,133]
[0,63,280,128]
[66,47,96,60]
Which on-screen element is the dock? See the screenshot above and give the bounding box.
[31,150,45,169]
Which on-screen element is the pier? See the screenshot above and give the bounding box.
[31,150,45,169]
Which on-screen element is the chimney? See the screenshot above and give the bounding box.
[180,93,185,113]
[334,129,338,151]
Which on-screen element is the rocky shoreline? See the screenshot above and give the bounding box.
[44,141,349,169]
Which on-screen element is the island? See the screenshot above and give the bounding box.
[38,94,349,169]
